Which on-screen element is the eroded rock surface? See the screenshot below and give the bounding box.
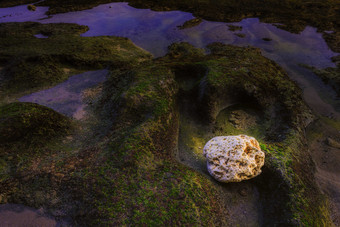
[203,135,265,183]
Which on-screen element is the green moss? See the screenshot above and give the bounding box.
[267,131,332,226]
[304,64,340,96]
[321,116,340,130]
[0,41,331,225]
[167,43,325,225]
[165,42,205,61]
[77,62,228,225]
[177,18,202,30]
[0,0,34,7]
[3,56,67,93]
[27,4,36,11]
[0,102,72,146]
[0,22,152,97]
[83,42,325,225]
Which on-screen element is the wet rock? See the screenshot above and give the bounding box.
[203,135,265,183]
[27,4,36,11]
[326,137,340,149]
[262,38,272,41]
[235,33,246,38]
[228,25,242,31]
[177,18,202,29]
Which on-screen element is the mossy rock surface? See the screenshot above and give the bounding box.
[0,22,152,96]
[76,42,327,226]
[302,62,340,96]
[0,0,34,7]
[0,102,71,144]
[314,66,340,96]
[0,42,332,225]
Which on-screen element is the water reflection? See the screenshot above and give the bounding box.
[0,4,48,22]
[34,33,48,38]
[19,70,108,119]
[0,2,339,117]
[36,3,336,67]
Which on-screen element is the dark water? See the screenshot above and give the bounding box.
[0,2,339,118]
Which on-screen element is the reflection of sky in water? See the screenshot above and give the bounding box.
[34,33,48,38]
[1,3,336,66]
[0,4,48,22]
[34,4,336,68]
[1,2,339,116]
[19,70,108,119]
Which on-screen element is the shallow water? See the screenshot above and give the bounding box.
[19,70,108,119]
[34,33,48,38]
[0,3,48,22]
[0,2,338,119]
[0,204,61,227]
[41,4,337,66]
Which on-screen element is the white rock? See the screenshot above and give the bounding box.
[203,135,265,183]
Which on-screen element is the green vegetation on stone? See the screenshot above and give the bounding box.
[160,42,328,225]
[0,0,34,7]
[79,63,227,225]
[0,39,332,225]
[0,22,152,98]
[302,62,340,96]
[0,102,72,145]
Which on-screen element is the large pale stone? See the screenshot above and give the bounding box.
[203,135,265,183]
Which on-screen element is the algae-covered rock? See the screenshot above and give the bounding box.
[0,102,71,144]
[177,18,202,29]
[303,63,340,96]
[27,4,36,11]
[0,40,331,226]
[203,135,265,183]
[0,22,152,96]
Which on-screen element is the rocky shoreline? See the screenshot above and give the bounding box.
[0,1,339,225]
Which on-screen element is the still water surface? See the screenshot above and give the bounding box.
[19,70,108,119]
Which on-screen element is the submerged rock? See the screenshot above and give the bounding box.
[177,18,202,30]
[203,135,265,183]
[27,4,36,11]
